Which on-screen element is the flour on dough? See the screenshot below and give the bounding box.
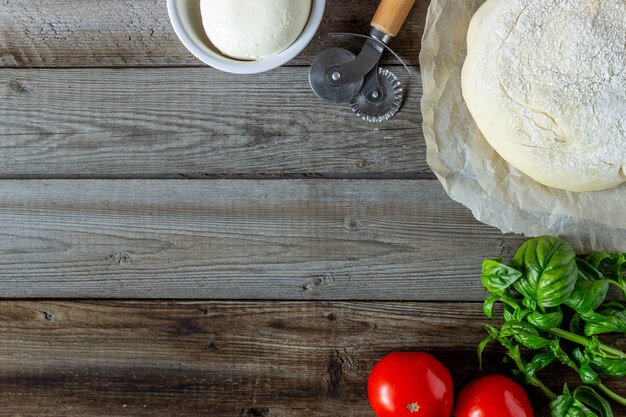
[462,0,626,191]
[200,0,311,61]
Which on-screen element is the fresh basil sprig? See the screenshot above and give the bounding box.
[479,236,626,417]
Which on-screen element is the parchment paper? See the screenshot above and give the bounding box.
[419,0,626,253]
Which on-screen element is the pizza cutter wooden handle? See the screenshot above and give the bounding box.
[371,0,416,38]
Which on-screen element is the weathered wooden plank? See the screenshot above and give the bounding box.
[0,179,525,299]
[0,0,426,68]
[1,301,622,417]
[0,67,424,178]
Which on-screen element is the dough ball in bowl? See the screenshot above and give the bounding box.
[200,0,312,61]
[462,0,626,192]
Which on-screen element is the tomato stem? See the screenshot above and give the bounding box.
[406,403,419,413]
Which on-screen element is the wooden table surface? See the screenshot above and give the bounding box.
[1,1,623,416]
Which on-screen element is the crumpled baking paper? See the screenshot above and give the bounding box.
[419,0,626,253]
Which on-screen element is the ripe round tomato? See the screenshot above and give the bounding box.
[368,352,453,417]
[455,374,534,417]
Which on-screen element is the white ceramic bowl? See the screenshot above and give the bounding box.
[167,0,326,74]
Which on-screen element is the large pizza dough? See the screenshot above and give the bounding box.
[462,0,626,192]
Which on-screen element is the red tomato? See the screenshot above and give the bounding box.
[455,374,534,417]
[368,352,453,417]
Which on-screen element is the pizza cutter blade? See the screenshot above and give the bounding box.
[351,67,403,123]
[308,48,364,104]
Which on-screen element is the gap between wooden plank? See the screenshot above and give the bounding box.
[0,0,427,68]
[0,173,436,181]
[0,66,424,178]
[0,179,525,299]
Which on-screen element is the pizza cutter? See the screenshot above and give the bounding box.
[309,0,416,123]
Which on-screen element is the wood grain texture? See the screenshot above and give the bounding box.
[0,179,525,299]
[3,300,622,417]
[0,67,424,178]
[0,0,426,68]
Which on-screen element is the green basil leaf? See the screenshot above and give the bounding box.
[564,259,609,315]
[581,340,626,376]
[568,282,610,316]
[523,297,538,310]
[572,347,599,384]
[512,236,578,308]
[583,310,626,336]
[504,305,515,322]
[598,301,625,313]
[550,391,571,417]
[477,336,491,370]
[572,386,614,417]
[572,347,587,364]
[588,355,626,377]
[482,260,523,292]
[576,258,605,281]
[527,309,563,330]
[517,334,553,350]
[514,308,533,322]
[588,252,626,279]
[502,321,552,350]
[565,279,609,316]
[483,293,500,319]
[566,405,599,417]
[485,324,500,339]
[500,321,531,337]
[579,362,600,384]
[551,386,599,417]
[588,252,615,270]
[525,351,555,378]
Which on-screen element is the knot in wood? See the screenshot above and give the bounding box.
[356,159,370,169]
[206,341,220,352]
[42,311,56,321]
[239,407,269,417]
[108,251,132,265]
[326,351,344,395]
[8,80,27,93]
[343,217,360,231]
